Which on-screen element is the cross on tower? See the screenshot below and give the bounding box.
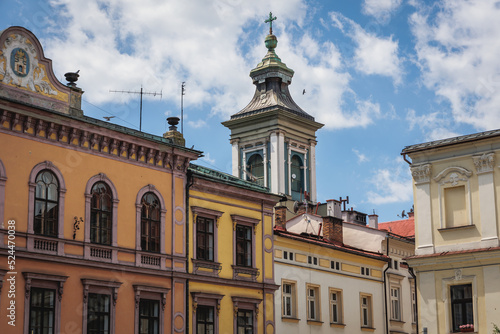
[265,12,277,34]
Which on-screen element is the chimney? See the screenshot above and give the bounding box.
[368,214,379,229]
[163,117,185,146]
[274,205,287,230]
[322,215,343,245]
[408,211,414,219]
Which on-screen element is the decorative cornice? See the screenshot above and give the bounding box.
[0,109,197,172]
[411,164,432,184]
[472,152,495,174]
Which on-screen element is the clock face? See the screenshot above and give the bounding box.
[291,173,296,179]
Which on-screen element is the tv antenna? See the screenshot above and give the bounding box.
[181,82,185,134]
[110,86,162,132]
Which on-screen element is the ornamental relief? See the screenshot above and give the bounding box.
[472,152,494,174]
[433,166,472,186]
[410,164,432,184]
[0,34,58,97]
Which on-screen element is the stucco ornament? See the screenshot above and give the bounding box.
[411,164,432,184]
[433,166,472,185]
[454,269,462,281]
[0,34,56,95]
[472,152,495,174]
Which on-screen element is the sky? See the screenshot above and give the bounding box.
[2,0,500,223]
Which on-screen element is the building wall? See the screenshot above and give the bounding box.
[187,168,279,334]
[274,235,387,334]
[405,135,500,333]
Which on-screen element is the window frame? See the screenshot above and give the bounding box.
[85,174,119,246]
[231,215,260,280]
[191,292,224,334]
[329,288,343,325]
[360,293,373,328]
[23,272,68,334]
[135,185,166,254]
[27,161,66,254]
[281,279,297,318]
[231,296,261,334]
[33,169,59,237]
[450,284,474,332]
[81,279,122,334]
[390,286,401,321]
[140,192,162,253]
[134,285,169,334]
[191,207,223,276]
[306,284,321,322]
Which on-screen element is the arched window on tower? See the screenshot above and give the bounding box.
[290,155,304,200]
[246,154,264,186]
[90,182,113,245]
[34,170,59,237]
[141,192,161,253]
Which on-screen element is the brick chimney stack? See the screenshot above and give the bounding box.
[275,205,287,230]
[322,216,343,245]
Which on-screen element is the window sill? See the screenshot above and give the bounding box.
[330,323,346,328]
[438,224,475,232]
[192,259,221,276]
[232,265,259,281]
[361,326,376,332]
[282,317,300,323]
[390,319,406,325]
[307,320,323,326]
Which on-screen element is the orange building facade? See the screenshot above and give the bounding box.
[0,26,202,334]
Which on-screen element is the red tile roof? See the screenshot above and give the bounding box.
[378,217,415,239]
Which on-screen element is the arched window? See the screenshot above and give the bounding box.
[290,155,304,193]
[34,170,59,237]
[90,182,113,245]
[141,192,161,253]
[246,154,264,186]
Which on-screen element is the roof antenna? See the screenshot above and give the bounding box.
[181,82,186,134]
[110,86,162,132]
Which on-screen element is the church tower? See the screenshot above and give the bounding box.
[222,13,324,202]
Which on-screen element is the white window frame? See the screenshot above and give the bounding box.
[329,288,343,324]
[282,280,297,318]
[360,293,373,328]
[306,284,320,322]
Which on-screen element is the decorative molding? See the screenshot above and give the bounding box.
[472,152,495,174]
[411,164,432,184]
[434,166,472,184]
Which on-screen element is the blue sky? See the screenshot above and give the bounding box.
[2,0,500,223]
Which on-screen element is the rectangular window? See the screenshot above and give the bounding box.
[236,225,252,267]
[360,294,372,328]
[139,299,159,334]
[412,288,417,324]
[391,287,401,321]
[393,260,398,270]
[307,285,320,321]
[308,256,312,264]
[283,251,288,260]
[289,252,294,260]
[237,309,253,334]
[313,257,318,265]
[282,281,296,318]
[87,293,110,334]
[196,216,214,261]
[451,284,473,332]
[361,267,365,275]
[197,305,215,334]
[329,289,342,324]
[29,287,56,334]
[331,261,340,270]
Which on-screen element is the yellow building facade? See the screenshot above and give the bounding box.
[403,131,500,334]
[0,26,201,334]
[187,164,280,334]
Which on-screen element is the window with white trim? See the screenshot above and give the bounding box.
[306,284,320,321]
[360,293,373,328]
[390,287,401,321]
[329,288,343,324]
[282,280,297,318]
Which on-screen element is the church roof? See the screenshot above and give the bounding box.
[229,32,315,122]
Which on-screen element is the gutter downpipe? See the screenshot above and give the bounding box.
[408,265,419,334]
[383,237,390,334]
[185,169,194,334]
[402,153,412,165]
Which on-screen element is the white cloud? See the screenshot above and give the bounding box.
[352,148,369,163]
[362,0,402,22]
[200,152,216,165]
[329,11,403,85]
[406,108,460,141]
[366,157,413,205]
[410,0,500,131]
[187,119,207,129]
